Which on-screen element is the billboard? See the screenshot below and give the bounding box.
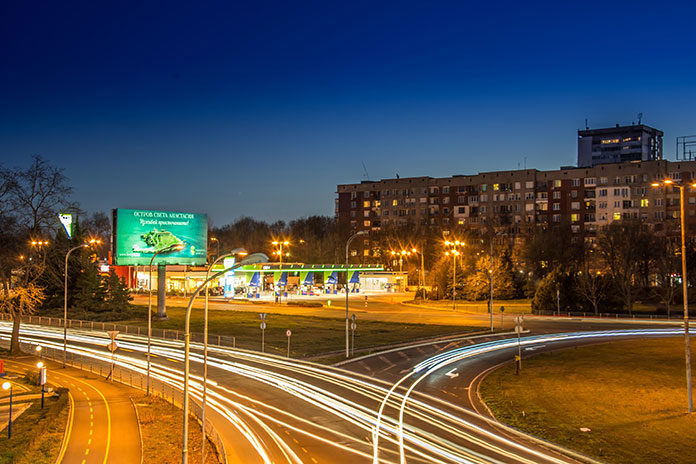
[112,209,207,265]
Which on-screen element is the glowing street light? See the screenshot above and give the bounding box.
[346,231,368,358]
[444,240,463,311]
[64,238,101,368]
[272,240,290,264]
[652,178,696,412]
[180,252,268,464]
[201,247,247,464]
[2,381,12,438]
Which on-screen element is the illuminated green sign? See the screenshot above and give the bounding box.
[112,208,207,265]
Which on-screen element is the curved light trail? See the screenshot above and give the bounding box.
[0,322,682,464]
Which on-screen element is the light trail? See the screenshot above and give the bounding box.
[0,322,682,463]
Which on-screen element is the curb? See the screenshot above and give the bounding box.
[54,390,74,464]
[129,397,144,464]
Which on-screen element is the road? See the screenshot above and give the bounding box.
[2,318,686,463]
[2,357,141,464]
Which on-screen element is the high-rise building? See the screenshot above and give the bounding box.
[577,124,663,167]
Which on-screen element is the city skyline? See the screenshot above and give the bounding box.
[2,1,695,224]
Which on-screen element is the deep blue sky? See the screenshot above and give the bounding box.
[2,1,695,225]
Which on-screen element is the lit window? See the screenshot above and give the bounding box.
[571,214,579,222]
[392,199,398,206]
[363,201,371,207]
[613,212,621,220]
[493,184,500,191]
[640,199,649,207]
[553,180,562,188]
[364,220,371,227]
[601,138,620,144]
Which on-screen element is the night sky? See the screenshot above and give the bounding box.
[2,1,695,225]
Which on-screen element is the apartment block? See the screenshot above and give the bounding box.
[336,160,696,246]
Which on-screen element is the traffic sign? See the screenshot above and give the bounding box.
[500,306,505,313]
[260,322,266,330]
[351,314,356,322]
[259,313,266,321]
[514,326,523,334]
[286,329,292,337]
[107,330,119,340]
[350,323,357,330]
[107,341,119,352]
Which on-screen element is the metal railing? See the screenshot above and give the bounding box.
[13,338,228,464]
[0,313,238,350]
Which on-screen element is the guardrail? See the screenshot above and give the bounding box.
[0,313,239,350]
[531,310,686,320]
[10,336,228,464]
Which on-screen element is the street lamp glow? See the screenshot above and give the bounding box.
[35,345,42,353]
[36,361,44,369]
[1,382,9,390]
[652,178,693,412]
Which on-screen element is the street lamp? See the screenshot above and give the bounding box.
[346,231,368,358]
[64,238,101,368]
[444,241,462,311]
[272,240,290,264]
[147,242,185,396]
[37,361,46,408]
[2,381,12,438]
[412,248,425,290]
[652,178,695,412]
[209,237,220,260]
[180,252,267,464]
[201,247,247,464]
[35,344,42,360]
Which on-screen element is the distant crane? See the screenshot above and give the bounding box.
[638,112,643,125]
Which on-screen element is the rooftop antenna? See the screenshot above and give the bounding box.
[638,112,643,125]
[361,161,370,180]
[585,119,589,130]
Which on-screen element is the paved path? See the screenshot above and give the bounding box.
[5,358,141,464]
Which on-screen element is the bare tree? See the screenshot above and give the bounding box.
[597,222,653,314]
[0,156,72,352]
[653,237,679,318]
[6,155,72,233]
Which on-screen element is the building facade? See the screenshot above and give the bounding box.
[336,160,696,254]
[577,124,663,167]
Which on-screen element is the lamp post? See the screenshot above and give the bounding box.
[201,248,247,464]
[37,361,46,408]
[346,231,368,358]
[147,242,185,396]
[2,381,12,438]
[444,241,462,311]
[272,240,290,264]
[64,239,101,368]
[181,253,267,464]
[652,178,694,412]
[412,248,425,289]
[209,237,220,260]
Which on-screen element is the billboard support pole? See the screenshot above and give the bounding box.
[157,263,167,319]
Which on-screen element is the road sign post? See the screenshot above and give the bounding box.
[350,314,357,356]
[515,316,523,374]
[260,313,267,353]
[107,331,119,381]
[286,329,292,357]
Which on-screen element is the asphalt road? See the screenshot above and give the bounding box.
[2,318,689,464]
[3,357,141,464]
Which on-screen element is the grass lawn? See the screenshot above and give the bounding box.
[480,338,696,464]
[0,379,68,464]
[124,305,476,357]
[412,298,532,314]
[134,394,221,464]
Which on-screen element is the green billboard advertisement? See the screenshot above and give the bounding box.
[113,209,207,265]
